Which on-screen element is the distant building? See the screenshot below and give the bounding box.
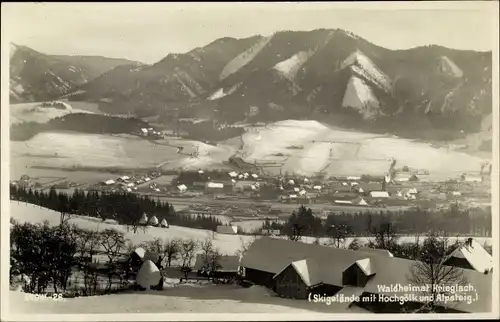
[103,179,115,185]
[334,200,353,205]
[261,229,281,236]
[369,191,389,198]
[463,175,483,183]
[216,225,238,235]
[193,254,239,279]
[206,182,224,190]
[177,184,188,192]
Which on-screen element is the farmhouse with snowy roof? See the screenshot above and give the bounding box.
[240,237,491,313]
[443,238,493,273]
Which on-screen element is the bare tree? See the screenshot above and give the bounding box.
[141,237,166,268]
[164,238,181,267]
[180,238,198,268]
[408,232,467,313]
[235,236,256,259]
[75,228,102,296]
[326,224,352,248]
[199,237,222,276]
[179,238,198,281]
[100,229,128,291]
[370,222,399,250]
[348,237,362,250]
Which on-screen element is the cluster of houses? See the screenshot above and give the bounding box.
[176,170,262,197]
[128,235,492,313]
[139,127,163,139]
[101,172,162,192]
[237,237,493,313]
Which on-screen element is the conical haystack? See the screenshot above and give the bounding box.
[160,218,168,227]
[139,213,148,224]
[149,215,159,226]
[136,260,162,288]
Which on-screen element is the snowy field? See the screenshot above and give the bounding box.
[8,284,362,314]
[11,132,236,174]
[10,201,253,256]
[238,120,489,178]
[10,101,94,125]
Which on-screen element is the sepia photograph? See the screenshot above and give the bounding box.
[1,1,498,320]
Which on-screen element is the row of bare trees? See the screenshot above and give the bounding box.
[10,218,130,296]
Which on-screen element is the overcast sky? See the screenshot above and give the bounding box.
[2,2,497,64]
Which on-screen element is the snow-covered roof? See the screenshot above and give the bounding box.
[299,189,307,196]
[288,180,295,185]
[347,176,361,180]
[206,182,224,189]
[304,178,309,183]
[294,187,300,192]
[144,177,151,182]
[160,218,168,227]
[177,184,187,191]
[216,225,238,235]
[355,258,373,276]
[341,182,348,186]
[228,171,238,177]
[289,194,297,199]
[127,182,135,187]
[313,185,322,190]
[198,170,205,174]
[354,197,368,206]
[446,239,493,273]
[141,128,148,133]
[334,200,353,204]
[251,174,259,179]
[369,191,389,198]
[104,180,115,185]
[120,176,130,180]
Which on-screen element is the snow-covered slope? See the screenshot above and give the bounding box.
[340,50,392,92]
[342,76,380,119]
[219,35,273,80]
[208,88,226,100]
[439,56,464,78]
[10,201,252,256]
[273,50,314,81]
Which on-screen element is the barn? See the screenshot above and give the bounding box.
[216,225,238,235]
[193,254,240,279]
[443,238,493,273]
[240,237,492,313]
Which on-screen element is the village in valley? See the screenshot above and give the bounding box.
[8,139,494,314]
[5,2,496,317]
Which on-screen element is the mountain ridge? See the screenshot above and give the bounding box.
[10,29,492,142]
[9,43,141,103]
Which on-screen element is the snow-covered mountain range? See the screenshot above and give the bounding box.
[10,29,492,140]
